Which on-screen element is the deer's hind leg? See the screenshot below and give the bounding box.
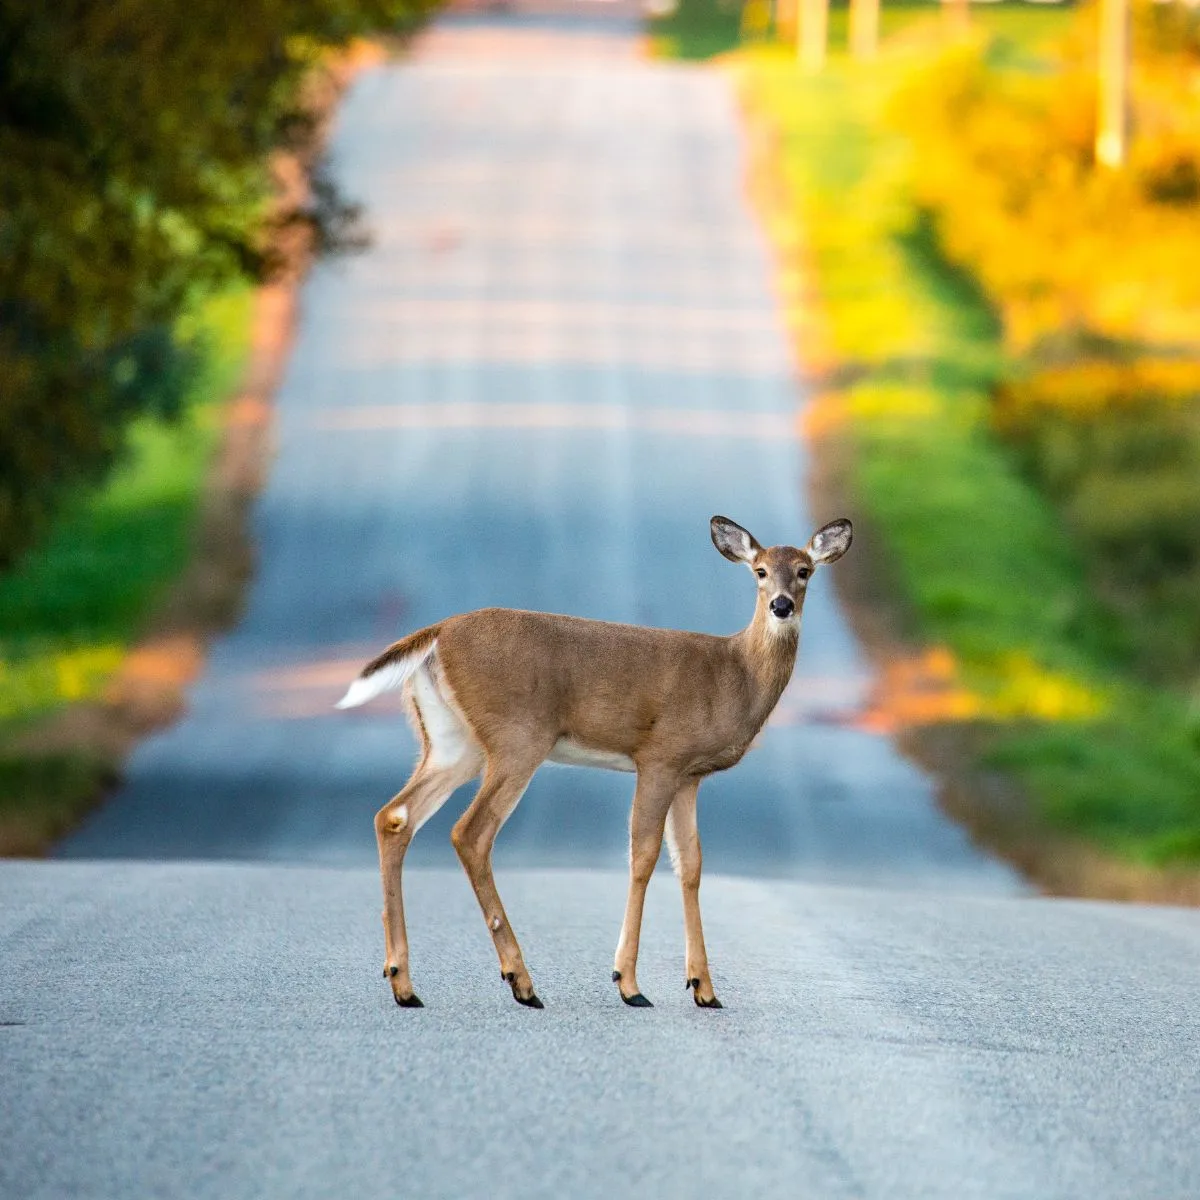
[666,779,720,1008]
[451,739,552,1008]
[376,671,482,1007]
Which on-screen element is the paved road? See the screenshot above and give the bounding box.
[59,10,1016,894]
[3,861,1198,1199]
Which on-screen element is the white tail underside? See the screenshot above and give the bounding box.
[335,640,438,709]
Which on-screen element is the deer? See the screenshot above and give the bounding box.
[336,515,852,1010]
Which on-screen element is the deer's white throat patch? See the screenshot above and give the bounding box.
[767,613,799,638]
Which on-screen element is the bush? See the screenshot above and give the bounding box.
[995,360,1200,679]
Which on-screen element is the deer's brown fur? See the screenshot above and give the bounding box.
[339,515,852,1010]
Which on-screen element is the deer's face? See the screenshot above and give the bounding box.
[709,515,854,626]
[750,545,814,623]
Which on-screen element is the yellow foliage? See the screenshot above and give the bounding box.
[994,358,1200,427]
[55,646,124,702]
[864,645,1105,731]
[892,5,1200,352]
[847,381,938,423]
[0,644,124,719]
[740,0,773,41]
[987,653,1106,721]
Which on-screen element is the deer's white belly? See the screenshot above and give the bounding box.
[547,737,636,773]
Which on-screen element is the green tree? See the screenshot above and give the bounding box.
[0,0,424,568]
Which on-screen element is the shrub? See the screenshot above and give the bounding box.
[995,360,1200,679]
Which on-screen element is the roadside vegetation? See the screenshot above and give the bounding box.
[0,2,429,569]
[0,2,427,854]
[652,0,1200,895]
[0,290,250,853]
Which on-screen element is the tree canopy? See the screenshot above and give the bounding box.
[0,0,423,568]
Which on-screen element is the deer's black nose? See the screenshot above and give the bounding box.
[770,595,795,619]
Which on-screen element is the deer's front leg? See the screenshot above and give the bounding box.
[613,769,678,1007]
[666,779,720,1008]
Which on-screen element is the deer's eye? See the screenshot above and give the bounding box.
[755,568,767,579]
[797,567,811,580]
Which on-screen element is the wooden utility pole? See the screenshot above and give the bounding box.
[776,0,799,44]
[799,0,828,71]
[941,0,970,37]
[849,0,880,59]
[1096,0,1129,167]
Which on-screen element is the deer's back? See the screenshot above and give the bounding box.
[435,608,756,771]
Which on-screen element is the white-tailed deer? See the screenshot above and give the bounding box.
[337,515,852,1009]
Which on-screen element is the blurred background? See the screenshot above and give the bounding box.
[1,0,1197,899]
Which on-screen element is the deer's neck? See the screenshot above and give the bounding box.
[732,602,800,724]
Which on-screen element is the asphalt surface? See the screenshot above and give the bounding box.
[58,11,1017,894]
[3,861,1198,1199]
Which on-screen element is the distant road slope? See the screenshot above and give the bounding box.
[2,861,1197,1199]
[57,9,1018,896]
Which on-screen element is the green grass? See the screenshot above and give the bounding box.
[649,0,745,59]
[648,0,1071,62]
[721,18,1200,869]
[0,286,252,853]
[0,288,251,717]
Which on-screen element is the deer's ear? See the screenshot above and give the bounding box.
[807,518,853,564]
[710,515,762,564]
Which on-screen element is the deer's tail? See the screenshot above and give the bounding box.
[335,624,442,710]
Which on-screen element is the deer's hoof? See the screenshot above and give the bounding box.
[503,970,543,1008]
[394,991,424,1008]
[686,976,721,1007]
[613,971,653,1007]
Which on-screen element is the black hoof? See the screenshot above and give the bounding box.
[622,992,653,1008]
[394,991,424,1008]
[503,971,543,1008]
[694,994,723,1009]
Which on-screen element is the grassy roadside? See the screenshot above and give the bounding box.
[0,288,253,854]
[694,11,1200,898]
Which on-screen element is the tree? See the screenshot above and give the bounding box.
[0,0,424,569]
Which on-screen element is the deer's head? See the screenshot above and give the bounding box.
[710,515,853,629]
